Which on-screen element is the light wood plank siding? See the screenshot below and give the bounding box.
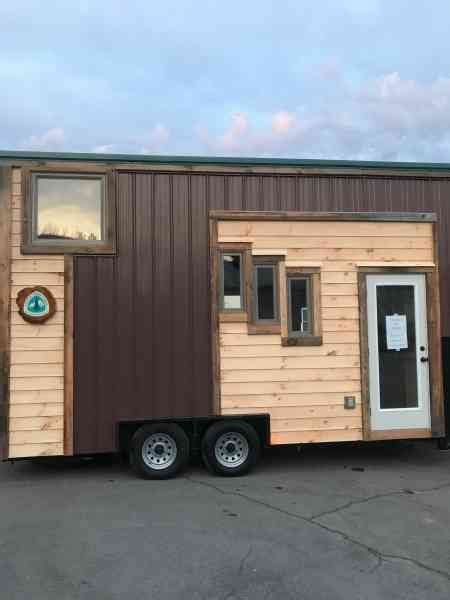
[217,219,435,445]
[7,169,65,457]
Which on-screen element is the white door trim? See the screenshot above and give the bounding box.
[366,273,431,431]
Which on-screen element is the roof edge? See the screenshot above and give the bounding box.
[2,150,450,172]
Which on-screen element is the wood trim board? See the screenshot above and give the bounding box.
[7,158,450,179]
[428,222,445,436]
[0,167,11,459]
[210,210,437,223]
[210,218,221,415]
[64,256,74,455]
[369,429,432,441]
[358,272,371,441]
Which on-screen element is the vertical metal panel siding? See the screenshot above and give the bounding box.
[74,171,450,453]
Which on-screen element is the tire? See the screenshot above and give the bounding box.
[201,420,261,477]
[437,437,450,451]
[130,423,190,479]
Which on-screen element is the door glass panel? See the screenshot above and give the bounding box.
[376,285,418,409]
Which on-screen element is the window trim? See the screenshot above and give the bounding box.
[281,266,322,346]
[217,242,251,321]
[21,166,116,255]
[248,256,282,334]
[287,274,313,337]
[220,251,244,312]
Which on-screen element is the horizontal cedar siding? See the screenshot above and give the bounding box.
[216,219,433,445]
[74,171,450,453]
[7,168,65,458]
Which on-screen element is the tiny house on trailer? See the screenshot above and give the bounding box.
[0,151,448,479]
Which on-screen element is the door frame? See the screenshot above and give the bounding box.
[358,266,445,441]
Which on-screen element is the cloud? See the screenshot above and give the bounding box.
[3,2,450,161]
[11,72,450,162]
[316,58,342,82]
[360,72,450,136]
[140,124,170,154]
[92,144,115,153]
[217,113,250,152]
[196,73,450,161]
[22,128,65,151]
[272,111,298,137]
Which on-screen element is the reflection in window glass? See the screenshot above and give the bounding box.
[222,253,242,310]
[289,277,311,335]
[377,285,418,409]
[36,176,103,241]
[255,265,276,320]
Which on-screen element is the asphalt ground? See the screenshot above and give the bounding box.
[0,440,449,599]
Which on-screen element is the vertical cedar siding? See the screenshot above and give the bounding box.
[74,171,450,454]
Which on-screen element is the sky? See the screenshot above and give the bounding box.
[2,1,450,161]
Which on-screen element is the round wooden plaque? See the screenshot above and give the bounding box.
[16,286,57,324]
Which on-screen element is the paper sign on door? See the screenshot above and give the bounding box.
[386,314,408,351]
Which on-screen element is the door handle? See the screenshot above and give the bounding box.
[420,356,429,362]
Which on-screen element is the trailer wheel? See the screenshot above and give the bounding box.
[130,423,190,479]
[437,437,449,450]
[202,420,260,477]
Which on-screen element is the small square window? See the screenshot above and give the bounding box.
[255,265,277,321]
[221,253,243,310]
[282,267,322,346]
[22,170,116,254]
[253,261,280,322]
[247,257,281,334]
[35,175,104,242]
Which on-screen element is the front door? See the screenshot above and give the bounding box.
[366,274,431,431]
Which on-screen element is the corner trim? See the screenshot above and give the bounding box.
[64,256,74,455]
[0,166,11,459]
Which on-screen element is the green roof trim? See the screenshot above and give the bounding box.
[1,149,450,172]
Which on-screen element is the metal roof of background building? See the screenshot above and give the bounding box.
[2,149,450,172]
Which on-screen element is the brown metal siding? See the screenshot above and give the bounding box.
[74,171,450,453]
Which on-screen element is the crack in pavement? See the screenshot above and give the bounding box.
[184,475,450,582]
[238,545,253,575]
[310,481,450,520]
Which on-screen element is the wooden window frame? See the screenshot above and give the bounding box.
[0,166,11,460]
[281,266,322,346]
[216,242,252,323]
[21,166,117,255]
[248,256,282,335]
[220,252,244,312]
[287,274,313,335]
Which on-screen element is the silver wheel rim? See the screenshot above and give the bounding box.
[142,433,178,470]
[214,431,249,468]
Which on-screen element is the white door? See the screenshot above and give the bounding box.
[366,274,431,431]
